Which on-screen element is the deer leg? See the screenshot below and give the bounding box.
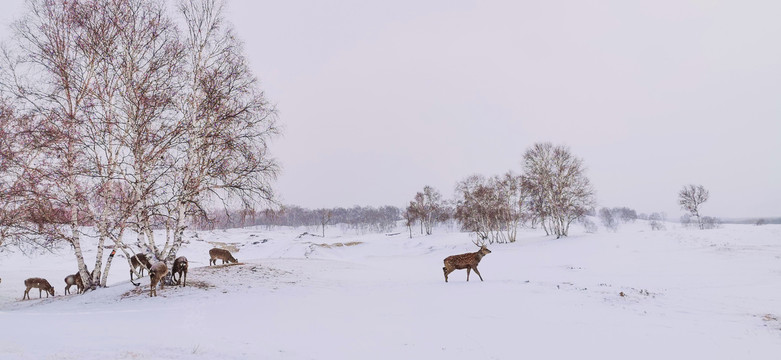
[466,267,471,281]
[473,266,484,281]
[39,288,42,298]
[444,266,455,283]
[183,271,187,287]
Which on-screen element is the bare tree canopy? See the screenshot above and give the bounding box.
[406,185,447,236]
[678,184,709,230]
[522,143,595,238]
[454,172,528,244]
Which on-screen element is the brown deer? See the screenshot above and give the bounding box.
[64,273,84,295]
[23,277,55,299]
[443,245,492,282]
[148,262,168,297]
[209,248,237,266]
[130,253,153,286]
[172,256,188,287]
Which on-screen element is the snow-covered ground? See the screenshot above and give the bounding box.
[1,221,780,359]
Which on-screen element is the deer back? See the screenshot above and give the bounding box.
[209,248,237,263]
[131,254,152,269]
[149,262,168,282]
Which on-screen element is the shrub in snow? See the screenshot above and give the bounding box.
[599,208,618,232]
[581,217,598,233]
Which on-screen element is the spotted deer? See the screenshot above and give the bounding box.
[130,253,153,286]
[209,248,237,266]
[172,256,188,287]
[64,273,84,295]
[23,277,55,299]
[148,262,168,297]
[443,245,492,282]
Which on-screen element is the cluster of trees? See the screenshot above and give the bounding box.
[598,207,638,232]
[453,173,527,244]
[647,213,667,231]
[0,0,278,289]
[407,143,596,243]
[404,186,451,237]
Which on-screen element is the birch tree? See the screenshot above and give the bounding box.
[407,186,443,235]
[522,143,595,238]
[1,0,107,288]
[678,184,709,230]
[155,0,278,271]
[454,173,528,244]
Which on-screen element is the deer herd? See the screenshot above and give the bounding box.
[14,242,491,302]
[18,247,237,300]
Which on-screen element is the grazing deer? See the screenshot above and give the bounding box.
[148,262,168,297]
[130,253,153,286]
[443,245,492,282]
[172,256,188,287]
[209,248,237,266]
[64,273,84,295]
[23,278,55,299]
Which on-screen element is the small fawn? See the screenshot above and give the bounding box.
[148,262,168,297]
[209,248,237,266]
[23,277,55,299]
[172,256,188,287]
[443,245,492,283]
[64,273,84,295]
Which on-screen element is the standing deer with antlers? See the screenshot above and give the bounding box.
[442,245,492,282]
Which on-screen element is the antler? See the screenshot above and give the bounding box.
[472,235,487,247]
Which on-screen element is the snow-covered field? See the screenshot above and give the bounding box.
[1,221,780,359]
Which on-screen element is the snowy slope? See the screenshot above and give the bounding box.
[0,222,780,359]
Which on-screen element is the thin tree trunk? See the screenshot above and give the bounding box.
[100,249,116,287]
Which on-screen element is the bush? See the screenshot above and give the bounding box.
[599,208,618,232]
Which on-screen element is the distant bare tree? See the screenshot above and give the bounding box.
[580,217,598,233]
[403,208,414,238]
[407,186,444,235]
[701,216,721,230]
[599,208,618,232]
[317,209,332,237]
[454,172,529,244]
[678,184,709,230]
[649,212,666,231]
[522,143,595,238]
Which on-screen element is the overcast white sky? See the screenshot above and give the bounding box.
[2,1,780,218]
